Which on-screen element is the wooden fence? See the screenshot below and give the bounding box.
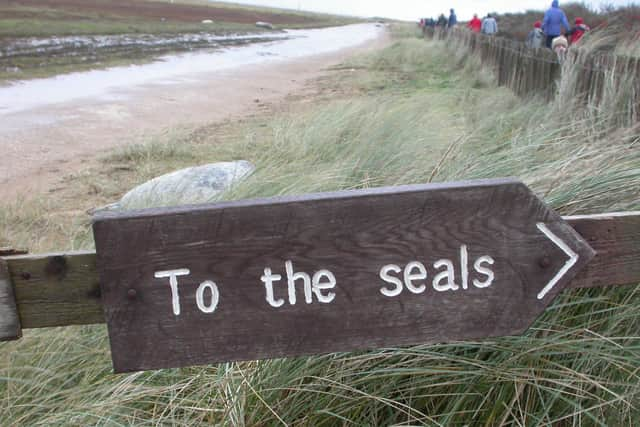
[424,28,640,120]
[428,28,560,98]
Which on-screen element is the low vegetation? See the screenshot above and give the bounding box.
[1,24,639,425]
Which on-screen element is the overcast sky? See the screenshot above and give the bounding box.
[219,0,634,21]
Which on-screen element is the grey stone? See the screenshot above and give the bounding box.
[93,161,254,213]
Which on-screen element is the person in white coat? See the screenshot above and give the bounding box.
[481,14,498,35]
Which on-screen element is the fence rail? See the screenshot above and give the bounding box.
[1,211,638,337]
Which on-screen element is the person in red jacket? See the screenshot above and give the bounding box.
[468,14,482,33]
[567,17,590,44]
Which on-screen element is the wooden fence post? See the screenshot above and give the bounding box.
[0,259,21,341]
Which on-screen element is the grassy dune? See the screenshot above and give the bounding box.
[1,25,639,425]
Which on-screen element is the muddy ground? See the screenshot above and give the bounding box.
[2,0,322,25]
[0,25,388,198]
[0,0,350,79]
[0,32,289,80]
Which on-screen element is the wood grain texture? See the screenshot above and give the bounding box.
[0,259,21,341]
[5,252,101,328]
[565,212,640,289]
[92,178,594,372]
[2,214,638,333]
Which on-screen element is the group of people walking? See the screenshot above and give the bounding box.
[420,10,498,35]
[420,1,590,51]
[524,1,590,51]
[420,9,458,30]
[467,14,498,35]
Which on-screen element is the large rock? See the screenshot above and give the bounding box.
[103,161,254,212]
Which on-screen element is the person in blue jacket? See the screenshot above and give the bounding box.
[542,0,570,48]
[448,9,457,28]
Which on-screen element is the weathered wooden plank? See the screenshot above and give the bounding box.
[565,212,640,289]
[3,212,639,331]
[0,259,21,341]
[5,251,101,328]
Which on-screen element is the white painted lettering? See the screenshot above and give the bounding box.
[312,270,337,303]
[460,245,469,290]
[432,259,459,292]
[380,264,403,297]
[285,260,312,305]
[196,280,220,313]
[473,256,495,288]
[404,261,427,294]
[261,268,284,308]
[154,269,190,316]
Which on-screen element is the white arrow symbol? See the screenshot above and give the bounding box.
[536,222,579,300]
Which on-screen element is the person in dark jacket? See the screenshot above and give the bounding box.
[542,0,570,48]
[437,14,448,28]
[567,17,590,44]
[448,9,457,28]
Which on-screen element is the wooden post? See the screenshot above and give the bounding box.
[634,57,640,122]
[546,51,554,99]
[0,259,21,341]
[536,52,544,92]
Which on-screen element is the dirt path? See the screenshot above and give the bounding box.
[0,29,388,199]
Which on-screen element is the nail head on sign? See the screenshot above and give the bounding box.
[539,257,552,268]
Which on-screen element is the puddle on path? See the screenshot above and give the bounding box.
[0,24,383,115]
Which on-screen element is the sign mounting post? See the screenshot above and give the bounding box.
[93,178,595,373]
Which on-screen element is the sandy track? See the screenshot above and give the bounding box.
[0,30,387,199]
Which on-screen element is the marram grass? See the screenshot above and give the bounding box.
[1,29,639,426]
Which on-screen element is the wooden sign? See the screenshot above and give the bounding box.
[93,178,595,373]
